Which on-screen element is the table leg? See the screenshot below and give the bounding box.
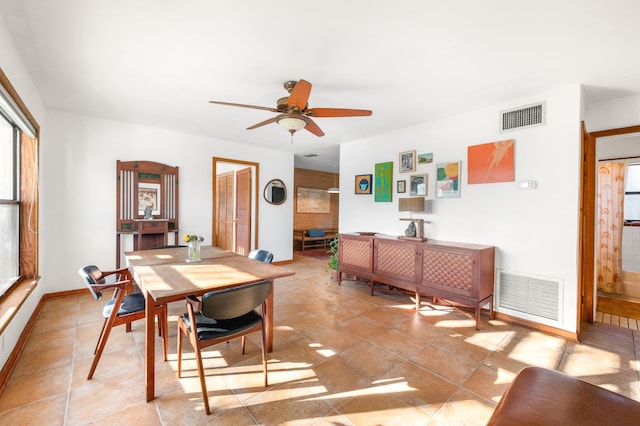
[145,290,156,401]
[265,290,274,352]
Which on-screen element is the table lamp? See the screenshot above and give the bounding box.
[398,197,427,241]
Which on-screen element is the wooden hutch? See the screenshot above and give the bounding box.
[116,160,179,267]
[339,233,495,330]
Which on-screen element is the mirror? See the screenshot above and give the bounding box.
[264,179,287,205]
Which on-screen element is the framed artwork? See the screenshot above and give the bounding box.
[374,161,393,202]
[296,187,330,213]
[138,183,161,215]
[399,150,416,173]
[409,174,427,196]
[418,153,433,164]
[354,174,372,194]
[436,161,461,198]
[468,139,515,184]
[397,180,406,193]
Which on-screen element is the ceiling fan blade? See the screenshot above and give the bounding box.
[306,107,373,117]
[246,116,279,130]
[209,100,278,113]
[304,118,325,137]
[288,80,312,110]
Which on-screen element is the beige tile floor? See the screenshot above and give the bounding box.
[0,254,639,425]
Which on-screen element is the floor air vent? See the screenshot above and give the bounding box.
[496,269,562,326]
[500,101,545,131]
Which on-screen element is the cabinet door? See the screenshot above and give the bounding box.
[422,247,476,297]
[374,238,421,287]
[340,235,374,274]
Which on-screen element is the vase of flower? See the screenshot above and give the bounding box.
[184,234,204,262]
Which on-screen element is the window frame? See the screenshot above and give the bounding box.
[0,96,22,296]
[0,68,40,299]
[624,162,640,222]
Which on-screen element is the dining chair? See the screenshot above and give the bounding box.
[248,249,274,263]
[177,280,273,415]
[79,265,168,379]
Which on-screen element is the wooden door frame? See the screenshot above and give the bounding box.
[578,123,640,335]
[212,157,259,252]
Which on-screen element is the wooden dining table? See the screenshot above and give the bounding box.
[125,245,295,402]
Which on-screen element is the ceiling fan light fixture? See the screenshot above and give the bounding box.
[276,114,307,134]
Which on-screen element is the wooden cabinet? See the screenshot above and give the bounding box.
[419,240,495,329]
[339,233,495,329]
[133,219,169,250]
[116,161,179,267]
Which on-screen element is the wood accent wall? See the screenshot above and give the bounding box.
[294,168,339,230]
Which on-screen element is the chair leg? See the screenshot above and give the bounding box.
[88,319,117,380]
[261,319,268,387]
[177,321,183,378]
[93,318,108,355]
[193,342,211,415]
[241,336,246,354]
[158,305,168,361]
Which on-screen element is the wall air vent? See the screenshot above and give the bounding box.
[496,269,562,326]
[500,101,546,132]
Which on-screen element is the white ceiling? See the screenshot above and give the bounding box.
[2,0,640,172]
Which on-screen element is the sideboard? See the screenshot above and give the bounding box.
[338,233,495,330]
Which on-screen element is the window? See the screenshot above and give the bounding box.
[625,163,640,222]
[0,69,37,297]
[0,111,20,296]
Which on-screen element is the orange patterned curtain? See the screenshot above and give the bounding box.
[596,161,626,294]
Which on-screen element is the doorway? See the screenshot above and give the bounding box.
[579,124,640,332]
[212,157,259,255]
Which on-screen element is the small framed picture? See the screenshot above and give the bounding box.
[399,150,416,173]
[418,152,433,164]
[436,161,461,198]
[397,180,406,193]
[354,174,372,194]
[410,174,427,196]
[138,182,161,216]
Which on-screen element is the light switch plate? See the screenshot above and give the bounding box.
[519,180,537,190]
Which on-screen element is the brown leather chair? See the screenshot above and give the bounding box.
[488,366,640,425]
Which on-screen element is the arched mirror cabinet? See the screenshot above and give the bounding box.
[115,160,179,267]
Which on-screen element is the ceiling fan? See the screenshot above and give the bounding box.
[209,79,372,137]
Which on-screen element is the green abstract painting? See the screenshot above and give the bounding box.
[374,161,393,202]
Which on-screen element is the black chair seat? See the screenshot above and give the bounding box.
[102,292,146,318]
[181,311,262,340]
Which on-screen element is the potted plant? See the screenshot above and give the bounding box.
[327,234,340,281]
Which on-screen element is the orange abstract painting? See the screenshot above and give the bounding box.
[467,139,515,184]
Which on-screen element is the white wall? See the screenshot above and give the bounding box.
[586,94,640,132]
[340,84,583,332]
[40,111,294,294]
